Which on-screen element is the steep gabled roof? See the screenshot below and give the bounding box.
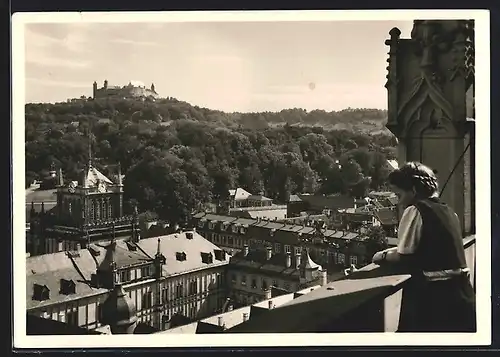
[84,165,113,187]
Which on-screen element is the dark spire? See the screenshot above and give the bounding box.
[100,283,138,334]
[57,167,64,187]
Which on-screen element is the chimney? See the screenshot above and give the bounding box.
[285,252,291,268]
[295,253,302,269]
[266,246,272,260]
[243,244,249,257]
[217,316,224,327]
[242,312,249,322]
[186,232,194,240]
[268,300,274,310]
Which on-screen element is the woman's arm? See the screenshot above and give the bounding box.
[372,205,422,267]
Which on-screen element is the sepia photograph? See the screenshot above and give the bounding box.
[12,10,490,348]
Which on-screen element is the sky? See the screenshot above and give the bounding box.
[24,20,414,112]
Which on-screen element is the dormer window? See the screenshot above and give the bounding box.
[201,252,214,264]
[232,225,238,233]
[240,227,246,234]
[176,252,187,261]
[186,232,194,240]
[59,279,76,295]
[126,241,137,251]
[198,220,204,228]
[213,249,226,261]
[32,284,50,301]
[208,221,215,230]
[88,245,100,256]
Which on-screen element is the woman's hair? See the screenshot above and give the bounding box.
[388,161,439,198]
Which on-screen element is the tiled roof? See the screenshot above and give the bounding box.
[26,251,108,310]
[25,189,57,203]
[26,232,228,310]
[195,213,362,242]
[229,188,252,200]
[136,231,230,276]
[247,195,272,201]
[374,208,398,225]
[156,285,322,334]
[93,240,151,270]
[296,194,355,210]
[288,194,303,203]
[245,209,287,220]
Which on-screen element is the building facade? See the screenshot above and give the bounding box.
[26,231,230,333]
[28,163,140,256]
[192,213,372,270]
[227,245,328,306]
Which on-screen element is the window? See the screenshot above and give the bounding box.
[66,309,78,326]
[189,280,198,295]
[175,284,183,299]
[95,200,101,220]
[284,245,291,253]
[119,270,130,283]
[101,200,107,219]
[261,279,268,291]
[141,266,152,278]
[162,287,169,304]
[338,253,345,264]
[241,275,247,286]
[142,291,152,309]
[228,237,234,245]
[107,200,112,219]
[294,246,301,255]
[89,200,95,221]
[251,278,257,289]
[272,280,278,287]
[161,315,169,330]
[350,255,358,265]
[275,243,281,253]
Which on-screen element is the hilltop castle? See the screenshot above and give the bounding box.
[93,80,160,100]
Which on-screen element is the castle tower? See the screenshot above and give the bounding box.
[151,83,156,92]
[103,79,108,90]
[93,81,98,98]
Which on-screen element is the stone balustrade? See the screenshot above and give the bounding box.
[224,236,475,333]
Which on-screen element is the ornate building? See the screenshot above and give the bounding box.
[28,161,140,256]
[26,231,230,333]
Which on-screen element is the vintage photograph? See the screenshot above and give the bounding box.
[13,10,490,347]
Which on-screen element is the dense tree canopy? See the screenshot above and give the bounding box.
[25,96,397,224]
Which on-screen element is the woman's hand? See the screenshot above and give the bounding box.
[372,250,387,264]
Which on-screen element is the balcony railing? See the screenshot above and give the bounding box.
[224,235,475,333]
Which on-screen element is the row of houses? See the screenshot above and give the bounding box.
[191,212,392,270]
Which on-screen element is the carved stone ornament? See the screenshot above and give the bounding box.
[386,20,473,139]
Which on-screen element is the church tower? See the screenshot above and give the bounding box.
[33,127,139,256]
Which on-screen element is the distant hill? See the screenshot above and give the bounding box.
[25,97,391,135]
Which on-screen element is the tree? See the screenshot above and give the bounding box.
[364,225,389,259]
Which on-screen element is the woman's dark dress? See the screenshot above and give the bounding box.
[397,197,476,332]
